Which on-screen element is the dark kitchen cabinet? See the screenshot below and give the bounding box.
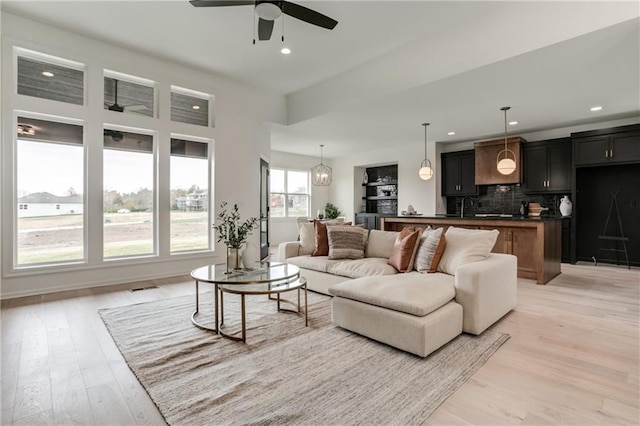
[523,138,571,193]
[573,124,640,166]
[442,150,477,196]
[354,213,391,231]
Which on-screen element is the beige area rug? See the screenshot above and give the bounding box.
[99,290,509,425]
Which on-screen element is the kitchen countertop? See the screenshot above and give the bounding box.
[393,214,562,222]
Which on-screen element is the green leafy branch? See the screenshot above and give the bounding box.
[212,202,259,249]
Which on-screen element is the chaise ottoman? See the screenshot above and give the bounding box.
[329,273,463,357]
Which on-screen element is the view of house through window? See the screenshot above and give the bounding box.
[103,129,155,258]
[16,117,84,265]
[170,138,210,252]
[270,169,310,217]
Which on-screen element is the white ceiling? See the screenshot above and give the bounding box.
[3,1,640,158]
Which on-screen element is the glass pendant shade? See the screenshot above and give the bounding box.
[311,144,332,186]
[497,106,516,175]
[418,122,433,180]
[419,160,433,180]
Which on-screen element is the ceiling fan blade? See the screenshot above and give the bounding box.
[282,1,337,30]
[190,0,254,7]
[123,105,149,112]
[258,18,274,41]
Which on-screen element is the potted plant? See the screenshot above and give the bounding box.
[325,202,341,220]
[212,202,258,271]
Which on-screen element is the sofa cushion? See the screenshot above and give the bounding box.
[365,230,398,259]
[299,222,315,255]
[388,228,421,272]
[327,257,397,279]
[327,226,368,260]
[414,227,446,273]
[286,255,344,273]
[329,273,455,317]
[438,226,499,275]
[312,219,349,256]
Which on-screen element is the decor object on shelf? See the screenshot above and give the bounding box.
[407,204,416,214]
[325,202,341,219]
[497,106,517,175]
[311,144,332,186]
[418,122,433,180]
[212,201,259,272]
[316,209,325,219]
[363,170,368,184]
[527,202,549,217]
[559,195,572,217]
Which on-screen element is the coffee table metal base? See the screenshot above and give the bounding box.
[191,280,220,333]
[218,278,308,343]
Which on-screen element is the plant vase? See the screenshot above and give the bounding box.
[226,247,241,273]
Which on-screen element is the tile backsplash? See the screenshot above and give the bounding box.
[446,184,570,217]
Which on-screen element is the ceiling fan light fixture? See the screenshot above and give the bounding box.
[497,106,517,176]
[311,144,332,186]
[418,122,433,181]
[255,2,282,20]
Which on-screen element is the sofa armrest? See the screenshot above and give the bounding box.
[278,241,301,261]
[454,253,517,335]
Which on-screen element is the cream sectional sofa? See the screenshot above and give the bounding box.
[278,228,517,357]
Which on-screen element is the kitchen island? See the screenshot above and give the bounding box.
[380,215,561,285]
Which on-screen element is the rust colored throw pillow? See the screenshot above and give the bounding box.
[312,220,353,256]
[312,220,330,256]
[414,227,447,273]
[387,227,421,273]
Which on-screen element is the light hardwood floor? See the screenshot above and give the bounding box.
[1,263,638,425]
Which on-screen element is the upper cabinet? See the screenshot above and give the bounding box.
[474,137,524,185]
[573,124,640,166]
[523,138,572,193]
[442,150,477,196]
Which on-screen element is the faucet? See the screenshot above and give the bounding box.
[461,196,474,218]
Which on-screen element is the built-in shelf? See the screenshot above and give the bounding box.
[363,196,398,201]
[362,180,398,187]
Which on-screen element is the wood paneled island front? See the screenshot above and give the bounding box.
[380,216,561,285]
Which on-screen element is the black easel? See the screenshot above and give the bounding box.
[595,192,630,269]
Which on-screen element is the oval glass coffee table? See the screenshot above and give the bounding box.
[190,262,307,343]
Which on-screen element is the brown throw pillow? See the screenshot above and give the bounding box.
[312,220,329,256]
[414,227,447,273]
[388,227,421,273]
[312,220,354,256]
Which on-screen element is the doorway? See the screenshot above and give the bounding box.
[260,158,270,260]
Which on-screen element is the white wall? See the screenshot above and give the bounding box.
[269,150,330,244]
[0,12,286,299]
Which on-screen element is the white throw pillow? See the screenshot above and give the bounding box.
[298,222,315,255]
[437,226,499,275]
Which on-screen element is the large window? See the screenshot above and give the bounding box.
[103,129,155,258]
[270,169,310,218]
[170,138,210,252]
[16,117,84,265]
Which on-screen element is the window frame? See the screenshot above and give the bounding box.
[269,168,311,218]
[170,85,215,128]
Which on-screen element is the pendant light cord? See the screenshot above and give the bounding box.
[500,106,510,160]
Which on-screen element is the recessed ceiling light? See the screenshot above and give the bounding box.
[281,47,291,55]
[590,106,603,112]
[41,71,54,77]
[192,105,200,110]
[447,131,455,136]
[509,121,518,126]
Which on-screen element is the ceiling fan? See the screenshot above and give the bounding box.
[104,129,124,142]
[104,79,149,114]
[190,0,338,41]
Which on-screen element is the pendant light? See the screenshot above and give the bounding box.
[418,122,433,180]
[311,144,332,186]
[497,106,516,175]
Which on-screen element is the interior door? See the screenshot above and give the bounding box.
[260,158,270,260]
